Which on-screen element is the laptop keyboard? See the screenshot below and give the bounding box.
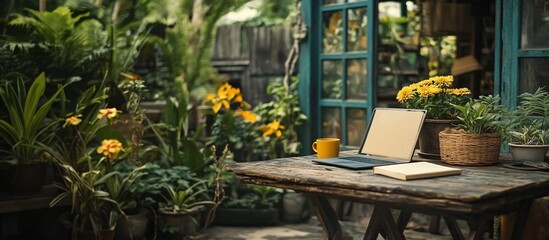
[341,156,393,164]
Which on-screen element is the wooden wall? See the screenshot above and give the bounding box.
[212,25,293,107]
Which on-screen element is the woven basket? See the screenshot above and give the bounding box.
[439,129,501,166]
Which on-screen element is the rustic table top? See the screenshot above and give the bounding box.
[227,151,549,215]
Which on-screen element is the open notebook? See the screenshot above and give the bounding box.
[313,108,426,169]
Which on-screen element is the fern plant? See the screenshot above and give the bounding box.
[505,88,549,145]
[6,6,108,82]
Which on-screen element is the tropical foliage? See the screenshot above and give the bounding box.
[452,96,503,134]
[504,88,549,145]
[0,0,308,237]
[0,73,67,164]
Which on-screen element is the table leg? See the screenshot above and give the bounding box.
[443,216,464,240]
[364,206,405,240]
[364,206,383,240]
[510,200,533,240]
[396,210,412,232]
[466,215,491,240]
[308,194,343,240]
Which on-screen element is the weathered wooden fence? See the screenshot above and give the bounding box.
[212,24,293,107]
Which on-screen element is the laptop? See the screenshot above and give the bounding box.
[313,108,427,170]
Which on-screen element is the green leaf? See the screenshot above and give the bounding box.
[23,72,46,129]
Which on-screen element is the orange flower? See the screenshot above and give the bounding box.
[97,108,119,119]
[261,120,285,137]
[236,109,257,123]
[97,139,124,160]
[64,115,82,127]
[204,83,246,113]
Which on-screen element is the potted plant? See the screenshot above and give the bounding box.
[214,179,283,226]
[106,163,149,240]
[42,86,133,239]
[439,95,503,166]
[0,72,67,193]
[503,88,549,163]
[396,75,471,159]
[50,157,121,240]
[158,182,214,239]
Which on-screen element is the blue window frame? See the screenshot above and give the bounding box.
[300,0,377,153]
[499,0,549,108]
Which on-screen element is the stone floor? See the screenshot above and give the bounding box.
[196,216,456,240]
[193,203,464,240]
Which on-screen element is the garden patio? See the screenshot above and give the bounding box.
[0,0,548,240]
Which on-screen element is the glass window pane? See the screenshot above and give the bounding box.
[321,108,342,139]
[323,11,343,53]
[520,58,549,93]
[347,8,368,52]
[323,0,344,5]
[347,109,367,146]
[521,0,549,49]
[346,59,367,100]
[322,60,343,99]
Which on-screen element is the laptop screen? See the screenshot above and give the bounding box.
[359,108,426,160]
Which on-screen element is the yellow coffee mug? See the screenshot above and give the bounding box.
[312,138,340,159]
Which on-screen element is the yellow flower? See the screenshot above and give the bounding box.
[417,86,430,97]
[396,75,471,119]
[449,88,471,96]
[97,139,124,160]
[97,108,119,119]
[204,83,247,113]
[64,115,82,127]
[211,99,230,113]
[430,75,453,86]
[428,85,442,94]
[417,79,433,87]
[261,120,285,137]
[236,109,257,123]
[205,93,216,102]
[396,86,414,103]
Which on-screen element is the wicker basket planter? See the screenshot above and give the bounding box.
[439,129,501,166]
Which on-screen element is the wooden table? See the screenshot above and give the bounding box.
[227,151,549,240]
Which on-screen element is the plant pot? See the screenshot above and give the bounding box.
[115,208,150,240]
[281,191,311,223]
[8,162,47,194]
[140,100,166,123]
[214,207,280,226]
[158,206,204,237]
[0,163,12,193]
[418,119,461,159]
[76,227,116,240]
[439,129,501,166]
[508,143,549,163]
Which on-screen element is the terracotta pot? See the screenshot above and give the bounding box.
[418,119,461,159]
